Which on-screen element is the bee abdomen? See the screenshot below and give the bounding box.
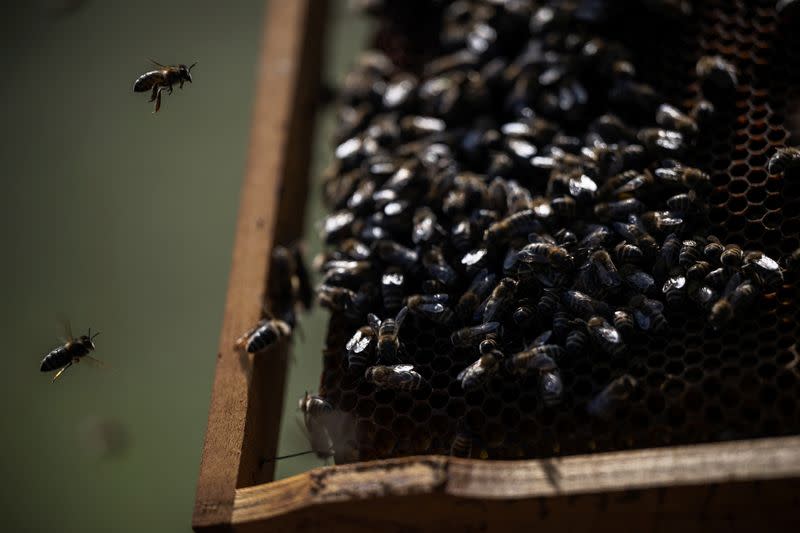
[133,73,158,92]
[40,346,71,371]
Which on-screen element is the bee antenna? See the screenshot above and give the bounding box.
[91,330,101,340]
[189,62,198,72]
[262,449,316,464]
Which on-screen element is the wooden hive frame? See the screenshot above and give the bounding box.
[193,1,800,531]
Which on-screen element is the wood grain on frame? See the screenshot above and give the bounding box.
[193,1,327,530]
[230,436,800,532]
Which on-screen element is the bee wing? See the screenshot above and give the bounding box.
[148,58,167,68]
[82,355,109,369]
[594,323,622,344]
[56,316,74,342]
[393,364,415,372]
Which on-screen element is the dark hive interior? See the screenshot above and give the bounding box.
[311,0,800,462]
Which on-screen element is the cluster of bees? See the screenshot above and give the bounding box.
[280,0,800,459]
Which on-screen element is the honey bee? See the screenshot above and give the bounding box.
[704,239,724,265]
[40,325,102,381]
[661,267,688,306]
[614,242,643,264]
[406,294,455,325]
[783,247,800,272]
[451,219,474,252]
[484,209,545,243]
[686,261,712,283]
[666,190,703,213]
[611,220,658,258]
[552,310,571,339]
[537,288,561,317]
[655,103,698,137]
[298,391,334,429]
[412,207,447,246]
[450,425,474,458]
[678,239,703,267]
[565,319,589,356]
[461,248,490,274]
[422,246,459,287]
[235,317,292,353]
[704,267,728,289]
[709,276,759,330]
[696,55,738,93]
[318,285,358,312]
[768,146,800,175]
[613,309,635,337]
[375,306,408,363]
[654,164,711,191]
[372,240,419,271]
[365,364,424,390]
[381,268,405,311]
[456,269,496,322]
[689,284,719,311]
[482,277,518,322]
[133,60,196,113]
[562,290,610,320]
[629,294,668,333]
[637,128,685,157]
[691,98,716,126]
[641,210,684,234]
[580,250,620,292]
[451,321,502,348]
[518,242,574,270]
[587,375,638,420]
[742,251,784,290]
[507,344,564,406]
[594,198,644,221]
[457,352,500,391]
[321,210,356,244]
[720,243,743,269]
[587,316,625,356]
[653,232,681,282]
[345,317,379,375]
[512,300,537,327]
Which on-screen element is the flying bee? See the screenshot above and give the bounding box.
[587,315,625,357]
[40,325,102,381]
[406,294,455,325]
[457,352,500,391]
[768,146,800,175]
[374,306,408,363]
[655,103,698,137]
[451,321,501,348]
[365,364,424,390]
[629,294,668,333]
[518,242,574,270]
[613,309,635,337]
[654,164,711,191]
[587,375,638,420]
[345,317,379,375]
[482,277,518,322]
[696,55,738,93]
[235,317,292,353]
[457,269,496,323]
[133,60,196,113]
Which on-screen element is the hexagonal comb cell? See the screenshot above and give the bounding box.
[315,0,800,462]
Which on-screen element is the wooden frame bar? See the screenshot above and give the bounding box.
[193,1,327,529]
[194,2,800,531]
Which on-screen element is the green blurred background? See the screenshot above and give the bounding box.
[0,1,367,531]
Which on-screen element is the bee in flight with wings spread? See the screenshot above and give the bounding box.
[133,59,196,113]
[40,322,103,382]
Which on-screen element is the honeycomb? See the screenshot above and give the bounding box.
[317,0,800,461]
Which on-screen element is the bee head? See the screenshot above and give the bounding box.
[179,63,197,83]
[80,329,101,350]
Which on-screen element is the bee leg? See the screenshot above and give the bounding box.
[153,89,162,113]
[52,362,72,382]
[168,84,174,95]
[148,85,159,102]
